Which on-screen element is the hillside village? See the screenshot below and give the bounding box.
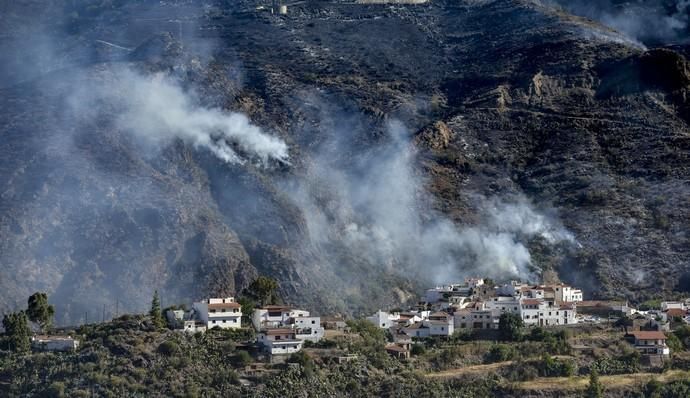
[15,277,690,365]
[3,276,690,396]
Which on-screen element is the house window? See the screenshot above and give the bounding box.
[312,320,316,324]
[276,336,281,340]
[210,309,216,313]
[212,320,216,324]
[223,320,227,323]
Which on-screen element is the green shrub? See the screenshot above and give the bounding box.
[589,354,639,375]
[498,313,524,342]
[231,350,252,367]
[42,381,66,398]
[674,326,690,349]
[537,354,575,377]
[287,351,315,377]
[410,344,426,356]
[638,300,661,311]
[157,341,179,356]
[485,344,515,363]
[505,360,539,381]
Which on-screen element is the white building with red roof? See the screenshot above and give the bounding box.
[258,328,304,355]
[252,305,324,344]
[193,297,242,329]
[625,331,670,356]
[252,305,310,330]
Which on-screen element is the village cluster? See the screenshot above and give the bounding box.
[31,277,690,364]
[164,298,327,356]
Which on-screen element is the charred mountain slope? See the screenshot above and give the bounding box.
[0,0,689,323]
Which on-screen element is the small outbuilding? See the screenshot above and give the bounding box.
[31,335,79,352]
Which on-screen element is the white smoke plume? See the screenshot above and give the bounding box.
[70,67,289,165]
[546,0,690,45]
[290,118,575,284]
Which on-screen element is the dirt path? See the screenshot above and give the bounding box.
[425,361,516,378]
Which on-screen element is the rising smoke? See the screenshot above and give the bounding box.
[546,0,690,45]
[69,68,289,166]
[287,115,575,284]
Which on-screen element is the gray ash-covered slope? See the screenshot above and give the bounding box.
[1,0,689,324]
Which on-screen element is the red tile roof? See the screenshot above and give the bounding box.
[429,311,450,318]
[208,302,241,309]
[665,308,687,317]
[521,299,542,306]
[628,331,667,340]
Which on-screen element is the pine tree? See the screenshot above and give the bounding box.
[586,369,603,398]
[27,292,55,333]
[149,290,164,329]
[247,276,279,307]
[3,311,31,352]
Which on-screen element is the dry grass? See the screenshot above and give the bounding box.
[515,370,690,392]
[425,355,576,379]
[425,361,516,378]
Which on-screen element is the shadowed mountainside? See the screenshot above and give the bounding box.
[1,0,689,324]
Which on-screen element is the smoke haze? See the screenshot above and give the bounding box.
[70,68,289,166]
[288,114,575,284]
[546,0,690,45]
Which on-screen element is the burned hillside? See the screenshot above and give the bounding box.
[0,0,689,324]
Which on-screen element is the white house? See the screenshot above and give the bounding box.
[520,299,548,325]
[454,309,472,329]
[465,309,501,330]
[403,322,431,338]
[553,284,583,304]
[424,312,454,336]
[425,286,454,304]
[290,316,325,342]
[465,277,484,288]
[519,286,545,300]
[252,306,324,343]
[252,305,309,330]
[193,297,242,329]
[258,328,304,355]
[661,301,686,311]
[485,296,521,315]
[181,320,207,333]
[31,335,79,352]
[366,310,400,329]
[497,281,529,297]
[626,331,670,356]
[538,304,575,326]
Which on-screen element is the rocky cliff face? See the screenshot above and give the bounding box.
[1,0,689,324]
